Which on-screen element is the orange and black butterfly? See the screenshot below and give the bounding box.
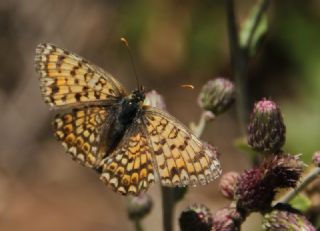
[34,43,221,196]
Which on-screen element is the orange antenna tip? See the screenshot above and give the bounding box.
[180,84,195,90]
[120,37,140,88]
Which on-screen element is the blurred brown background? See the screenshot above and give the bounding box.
[0,0,319,230]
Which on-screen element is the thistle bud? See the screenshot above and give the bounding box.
[144,90,166,110]
[127,194,153,221]
[219,172,239,200]
[198,78,235,115]
[247,99,286,154]
[212,206,243,231]
[262,204,316,231]
[235,168,275,212]
[179,204,213,231]
[312,151,320,167]
[262,154,303,188]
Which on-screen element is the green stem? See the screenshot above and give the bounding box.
[245,0,271,50]
[276,167,320,204]
[134,219,143,231]
[225,0,247,134]
[225,0,271,134]
[191,112,215,138]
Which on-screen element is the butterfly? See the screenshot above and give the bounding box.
[34,43,221,196]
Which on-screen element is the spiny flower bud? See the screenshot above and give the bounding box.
[219,172,239,200]
[179,204,213,231]
[247,99,286,154]
[198,78,235,115]
[212,206,243,231]
[127,194,153,221]
[144,90,167,110]
[312,151,320,167]
[235,168,275,212]
[235,154,303,212]
[262,204,316,231]
[262,154,303,188]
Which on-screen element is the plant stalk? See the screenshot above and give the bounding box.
[134,219,143,231]
[245,0,271,50]
[161,187,175,231]
[225,0,247,134]
[225,0,270,134]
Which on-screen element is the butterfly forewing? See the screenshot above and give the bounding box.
[99,124,155,195]
[53,106,109,167]
[35,43,127,108]
[142,106,221,187]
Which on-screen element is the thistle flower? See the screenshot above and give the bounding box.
[219,172,239,200]
[235,154,303,212]
[212,206,243,231]
[247,99,286,154]
[312,151,320,167]
[198,78,235,115]
[127,194,153,221]
[262,154,303,188]
[235,168,275,212]
[262,204,316,231]
[144,90,167,110]
[179,204,213,231]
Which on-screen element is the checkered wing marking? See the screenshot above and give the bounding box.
[99,124,155,196]
[142,106,222,187]
[35,43,127,108]
[53,106,109,168]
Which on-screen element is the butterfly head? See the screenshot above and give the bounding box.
[131,87,145,104]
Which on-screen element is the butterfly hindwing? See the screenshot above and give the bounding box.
[53,106,109,168]
[142,106,221,187]
[99,123,155,195]
[35,43,127,108]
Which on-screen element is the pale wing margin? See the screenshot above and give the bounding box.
[141,106,222,187]
[35,43,127,108]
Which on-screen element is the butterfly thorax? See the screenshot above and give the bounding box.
[103,89,145,156]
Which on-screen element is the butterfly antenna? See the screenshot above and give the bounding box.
[120,37,141,90]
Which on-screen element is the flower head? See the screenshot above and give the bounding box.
[262,204,316,231]
[212,206,243,231]
[179,204,213,231]
[247,99,286,154]
[127,194,153,221]
[235,167,275,212]
[198,78,235,115]
[262,154,303,188]
[219,172,239,200]
[235,154,303,212]
[144,90,166,110]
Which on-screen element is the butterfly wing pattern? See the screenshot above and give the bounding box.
[35,43,126,108]
[53,106,109,168]
[142,107,221,187]
[100,124,155,195]
[35,43,221,196]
